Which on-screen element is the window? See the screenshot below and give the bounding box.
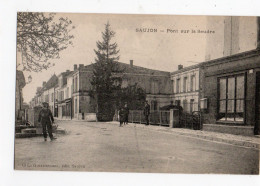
[176,78,180,93]
[151,100,158,111]
[151,80,159,94]
[190,75,196,91]
[190,99,194,113]
[218,74,245,122]
[183,77,188,92]
[172,80,175,93]
[51,93,54,102]
[45,95,49,102]
[183,99,188,112]
[75,98,77,113]
[121,79,128,88]
[75,76,78,92]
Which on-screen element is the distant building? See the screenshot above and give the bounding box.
[34,61,172,120]
[42,75,58,114]
[30,75,58,115]
[56,70,73,119]
[170,64,201,113]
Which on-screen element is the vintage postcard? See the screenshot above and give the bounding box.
[15,13,260,174]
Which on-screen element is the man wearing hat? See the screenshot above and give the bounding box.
[38,102,56,141]
[143,101,150,125]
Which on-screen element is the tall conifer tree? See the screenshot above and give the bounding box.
[91,22,122,121]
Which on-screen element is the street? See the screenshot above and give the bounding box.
[15,120,259,174]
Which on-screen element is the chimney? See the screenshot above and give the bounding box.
[130,60,133,67]
[42,81,46,87]
[74,64,77,70]
[79,64,84,69]
[178,64,183,70]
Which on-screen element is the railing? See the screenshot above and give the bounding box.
[114,109,201,129]
[115,110,170,126]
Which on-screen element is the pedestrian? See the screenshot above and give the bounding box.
[143,101,150,125]
[38,102,57,141]
[119,107,125,127]
[123,102,129,125]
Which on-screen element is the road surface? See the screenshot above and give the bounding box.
[15,120,259,174]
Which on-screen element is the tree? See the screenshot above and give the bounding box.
[17,12,74,72]
[119,84,146,110]
[91,22,123,121]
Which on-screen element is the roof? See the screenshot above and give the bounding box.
[44,74,58,90]
[201,48,260,67]
[59,70,73,77]
[78,61,170,76]
[116,62,170,76]
[170,63,201,75]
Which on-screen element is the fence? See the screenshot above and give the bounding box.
[115,110,170,126]
[114,109,201,129]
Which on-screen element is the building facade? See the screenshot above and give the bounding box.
[56,71,73,119]
[170,64,201,113]
[43,61,173,120]
[200,49,260,135]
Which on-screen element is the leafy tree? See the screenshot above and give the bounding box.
[91,22,123,121]
[119,84,146,110]
[17,12,74,72]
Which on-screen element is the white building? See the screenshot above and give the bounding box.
[171,64,200,113]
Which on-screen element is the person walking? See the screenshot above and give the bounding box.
[38,102,56,141]
[143,101,150,125]
[119,107,125,127]
[123,102,129,125]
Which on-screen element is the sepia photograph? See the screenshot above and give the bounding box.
[14,12,260,175]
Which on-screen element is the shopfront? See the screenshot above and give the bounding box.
[201,49,260,135]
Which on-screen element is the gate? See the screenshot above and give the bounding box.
[179,111,202,130]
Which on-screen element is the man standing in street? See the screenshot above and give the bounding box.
[119,107,125,127]
[143,101,150,125]
[38,102,56,141]
[123,102,129,125]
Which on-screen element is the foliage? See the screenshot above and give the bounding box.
[91,22,123,121]
[118,83,146,110]
[17,12,74,72]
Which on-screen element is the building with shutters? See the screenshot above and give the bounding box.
[170,64,201,114]
[69,60,172,120]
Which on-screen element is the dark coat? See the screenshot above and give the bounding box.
[38,108,54,124]
[119,108,125,122]
[119,106,129,122]
[143,104,150,116]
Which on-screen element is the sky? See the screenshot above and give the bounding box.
[16,13,257,103]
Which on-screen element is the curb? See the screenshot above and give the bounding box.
[111,121,260,149]
[169,130,260,149]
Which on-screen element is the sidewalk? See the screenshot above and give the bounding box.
[108,121,260,149]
